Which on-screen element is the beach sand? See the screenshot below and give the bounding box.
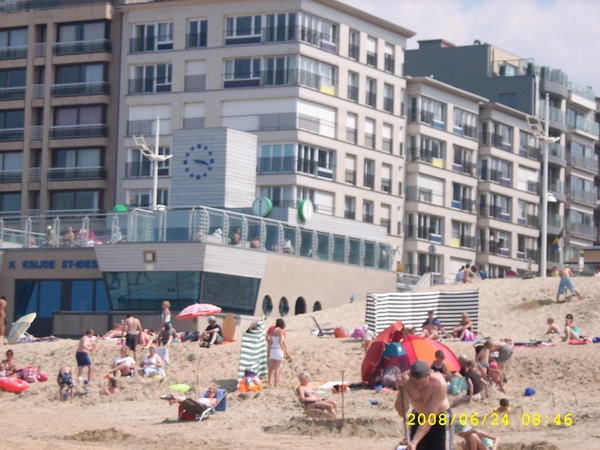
[1,277,599,449]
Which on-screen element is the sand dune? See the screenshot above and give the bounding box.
[1,277,599,449]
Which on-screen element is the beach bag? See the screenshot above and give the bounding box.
[184,331,199,342]
[351,327,364,339]
[238,368,262,393]
[449,377,467,395]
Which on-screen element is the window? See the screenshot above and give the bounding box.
[348,30,359,60]
[383,83,394,113]
[519,131,537,155]
[320,20,337,52]
[54,64,105,96]
[132,64,172,93]
[364,159,374,189]
[365,118,375,149]
[416,135,445,163]
[297,143,335,180]
[381,164,391,193]
[366,36,377,67]
[226,15,262,44]
[258,144,295,173]
[453,108,477,138]
[128,189,168,208]
[51,190,100,211]
[188,20,207,48]
[517,166,539,193]
[0,152,21,182]
[0,192,20,212]
[382,123,393,153]
[0,28,28,58]
[133,23,173,52]
[0,69,26,98]
[420,97,446,129]
[452,183,473,211]
[347,71,358,101]
[299,13,337,52]
[346,113,357,143]
[380,204,391,233]
[453,145,474,175]
[265,13,297,43]
[363,201,374,223]
[366,77,377,107]
[345,196,356,219]
[493,121,513,151]
[51,148,102,180]
[127,147,170,177]
[52,105,105,138]
[264,56,297,86]
[258,186,294,207]
[224,58,261,87]
[345,155,356,185]
[0,109,24,129]
[384,43,395,73]
[59,22,106,43]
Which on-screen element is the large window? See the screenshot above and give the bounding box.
[0,192,20,213]
[453,108,477,138]
[0,28,28,58]
[258,143,295,173]
[132,23,173,52]
[0,109,24,128]
[0,152,22,181]
[51,148,103,180]
[51,190,100,211]
[347,71,358,101]
[384,43,395,73]
[55,64,105,96]
[383,83,394,113]
[0,69,26,99]
[363,200,374,223]
[366,77,377,107]
[297,143,335,179]
[59,22,106,43]
[127,147,170,177]
[366,36,377,67]
[265,13,297,43]
[224,58,261,87]
[132,64,173,93]
[364,159,375,189]
[54,105,103,126]
[226,15,262,44]
[348,30,359,60]
[264,56,297,86]
[187,19,207,48]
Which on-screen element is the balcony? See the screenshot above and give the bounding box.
[519,144,540,160]
[345,169,356,185]
[451,197,475,213]
[0,128,24,142]
[547,212,563,230]
[184,74,206,92]
[129,78,172,94]
[480,132,512,152]
[48,166,107,180]
[125,161,169,178]
[130,36,173,53]
[0,87,26,101]
[405,225,443,244]
[223,69,337,94]
[538,105,565,124]
[526,248,539,261]
[548,177,564,195]
[480,168,511,187]
[408,109,446,130]
[51,82,110,97]
[407,147,444,167]
[526,214,539,228]
[258,156,334,180]
[548,143,565,160]
[450,234,476,249]
[569,222,596,239]
[0,46,27,60]
[53,40,111,55]
[526,181,539,194]
[127,119,170,136]
[453,123,478,139]
[0,170,22,183]
[568,153,598,174]
[570,188,597,206]
[49,124,108,139]
[479,204,510,221]
[567,116,599,136]
[452,160,476,176]
[568,81,595,102]
[366,52,377,67]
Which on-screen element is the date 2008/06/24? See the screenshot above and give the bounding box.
[406,412,573,427]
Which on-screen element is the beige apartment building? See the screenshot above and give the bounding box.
[0,0,120,219]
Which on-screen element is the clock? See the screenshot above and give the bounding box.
[182,143,214,180]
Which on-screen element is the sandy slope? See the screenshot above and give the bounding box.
[1,277,599,450]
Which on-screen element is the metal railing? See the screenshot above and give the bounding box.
[548,143,564,159]
[383,97,394,113]
[0,128,24,141]
[129,78,172,94]
[258,156,335,180]
[404,225,443,243]
[384,54,395,73]
[184,74,206,91]
[49,124,108,139]
[453,123,478,139]
[568,81,595,101]
[0,87,26,100]
[47,167,107,180]
[224,25,339,53]
[548,178,564,195]
[51,82,110,97]
[0,46,27,59]
[408,109,446,129]
[479,132,513,152]
[53,39,111,55]
[130,36,173,53]
[0,0,109,13]
[125,161,169,178]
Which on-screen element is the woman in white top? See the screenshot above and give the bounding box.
[139,346,165,377]
[160,301,171,329]
[107,346,136,377]
[268,318,289,388]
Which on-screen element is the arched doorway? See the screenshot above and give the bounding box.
[294,297,306,315]
[313,301,322,312]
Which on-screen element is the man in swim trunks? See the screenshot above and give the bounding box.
[420,311,450,340]
[57,365,75,402]
[556,266,583,303]
[123,314,144,361]
[395,360,453,450]
[483,339,513,383]
[76,329,96,382]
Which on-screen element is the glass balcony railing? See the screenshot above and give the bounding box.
[53,40,111,55]
[0,46,27,59]
[568,81,595,101]
[567,115,599,136]
[538,66,568,86]
[47,167,107,180]
[51,82,110,97]
[547,213,563,229]
[568,153,598,173]
[49,124,108,139]
[0,86,26,101]
[538,105,565,124]
[548,177,564,195]
[548,143,564,159]
[0,0,109,14]
[0,170,22,183]
[570,188,597,206]
[0,128,24,141]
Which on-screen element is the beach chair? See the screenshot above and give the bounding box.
[294,387,336,419]
[310,316,335,337]
[177,389,227,422]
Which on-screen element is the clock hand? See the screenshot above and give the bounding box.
[194,159,210,165]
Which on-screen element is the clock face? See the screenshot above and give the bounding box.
[182,143,214,180]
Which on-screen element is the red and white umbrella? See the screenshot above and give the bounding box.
[177,303,222,320]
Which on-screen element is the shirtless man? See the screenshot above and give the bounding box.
[0,295,7,344]
[76,328,96,382]
[123,314,143,361]
[395,360,453,450]
[556,266,583,303]
[420,311,450,340]
[483,339,513,384]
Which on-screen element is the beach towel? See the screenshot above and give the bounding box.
[568,339,588,345]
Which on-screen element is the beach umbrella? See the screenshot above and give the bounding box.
[176,303,222,320]
[401,335,460,372]
[361,320,405,386]
[7,312,37,345]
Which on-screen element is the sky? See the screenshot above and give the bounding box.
[338,0,600,95]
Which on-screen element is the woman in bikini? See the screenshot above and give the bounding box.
[297,371,337,418]
[430,350,453,382]
[563,314,580,341]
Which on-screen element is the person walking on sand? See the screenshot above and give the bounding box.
[123,314,143,361]
[0,295,7,344]
[556,266,583,303]
[76,328,96,382]
[395,360,453,450]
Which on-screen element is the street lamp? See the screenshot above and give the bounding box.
[132,117,172,210]
[527,93,561,278]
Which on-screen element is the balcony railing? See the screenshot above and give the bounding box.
[0,0,108,14]
[126,119,171,136]
[223,69,337,94]
[364,173,374,189]
[538,105,565,124]
[526,181,539,194]
[408,109,446,129]
[452,160,476,176]
[383,97,394,113]
[480,168,511,187]
[570,188,596,205]
[49,124,108,139]
[567,115,600,136]
[407,147,445,165]
[258,157,334,180]
[453,123,478,139]
[348,43,359,60]
[366,52,377,67]
[223,25,338,53]
[479,204,510,221]
[125,161,169,178]
[345,169,356,185]
[53,40,111,55]
[347,85,358,101]
[480,132,512,152]
[184,74,206,91]
[568,81,595,101]
[568,153,598,173]
[47,166,107,180]
[384,54,395,73]
[568,222,596,238]
[526,248,539,261]
[519,144,540,160]
[0,128,24,141]
[187,33,207,49]
[365,133,375,149]
[130,36,173,53]
[0,87,26,101]
[547,212,563,229]
[526,214,539,228]
[129,78,172,94]
[0,46,27,59]
[51,82,110,97]
[366,91,376,107]
[363,213,374,224]
[548,143,564,159]
[405,225,443,243]
[451,197,475,213]
[0,170,22,183]
[548,177,564,195]
[344,209,355,220]
[451,234,476,249]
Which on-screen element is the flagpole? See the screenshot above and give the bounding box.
[540,93,549,278]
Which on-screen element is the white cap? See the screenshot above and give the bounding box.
[208,315,216,322]
[362,324,369,331]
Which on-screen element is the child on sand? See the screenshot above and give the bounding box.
[57,365,75,402]
[492,398,510,414]
[454,423,500,450]
[362,324,374,352]
[100,377,120,395]
[488,361,506,393]
[545,318,561,335]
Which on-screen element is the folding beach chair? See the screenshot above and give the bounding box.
[310,316,335,337]
[294,387,336,419]
[177,389,227,422]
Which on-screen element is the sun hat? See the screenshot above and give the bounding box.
[524,387,536,396]
[208,315,216,322]
[454,422,472,435]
